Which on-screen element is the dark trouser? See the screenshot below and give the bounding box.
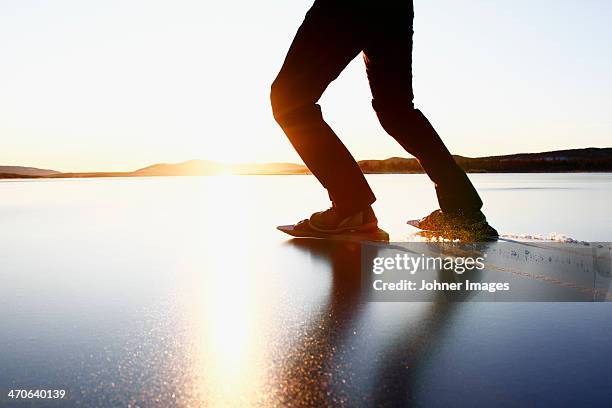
[270,0,482,215]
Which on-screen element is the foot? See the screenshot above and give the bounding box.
[296,204,378,234]
[411,209,499,239]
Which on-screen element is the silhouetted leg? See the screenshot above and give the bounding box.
[270,1,376,215]
[362,2,482,212]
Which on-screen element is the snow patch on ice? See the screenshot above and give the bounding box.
[501,232,589,245]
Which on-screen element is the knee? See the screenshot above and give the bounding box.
[270,78,321,128]
[372,99,420,135]
[270,79,285,124]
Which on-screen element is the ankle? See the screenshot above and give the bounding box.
[336,204,376,221]
[362,205,377,222]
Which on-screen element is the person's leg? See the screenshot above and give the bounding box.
[270,0,376,216]
[362,1,482,213]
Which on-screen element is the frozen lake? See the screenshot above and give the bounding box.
[1,173,611,407]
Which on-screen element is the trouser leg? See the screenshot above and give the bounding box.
[363,1,482,212]
[270,1,376,214]
[373,103,483,212]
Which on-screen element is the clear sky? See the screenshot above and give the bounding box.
[1,0,611,172]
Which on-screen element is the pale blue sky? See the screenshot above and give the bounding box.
[1,0,610,171]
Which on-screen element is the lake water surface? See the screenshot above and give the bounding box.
[1,174,611,407]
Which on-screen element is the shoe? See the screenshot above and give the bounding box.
[306,204,378,234]
[412,209,499,239]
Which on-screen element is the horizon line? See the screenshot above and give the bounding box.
[2,146,611,174]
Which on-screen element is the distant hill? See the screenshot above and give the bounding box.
[0,166,59,176]
[133,160,308,176]
[456,147,612,173]
[2,147,611,179]
[358,148,612,174]
[134,160,220,176]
